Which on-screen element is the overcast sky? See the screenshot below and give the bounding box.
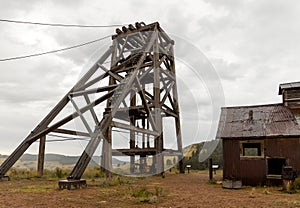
[0,0,300,156]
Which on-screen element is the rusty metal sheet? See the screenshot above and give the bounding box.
[216,104,300,139]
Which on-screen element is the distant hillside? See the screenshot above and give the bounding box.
[183,140,223,170]
[0,153,127,170]
[0,141,222,171]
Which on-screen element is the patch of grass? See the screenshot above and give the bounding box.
[96,176,131,187]
[263,188,271,195]
[14,185,55,193]
[130,186,164,204]
[249,187,256,198]
[275,199,300,207]
[132,187,152,198]
[82,167,105,179]
[55,167,64,178]
[154,186,163,197]
[7,168,44,180]
[7,166,108,180]
[7,167,73,180]
[208,179,216,184]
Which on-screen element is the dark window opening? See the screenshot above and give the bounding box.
[242,143,261,156]
[268,158,286,175]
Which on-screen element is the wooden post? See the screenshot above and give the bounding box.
[130,90,136,174]
[101,126,112,178]
[37,135,46,177]
[170,44,185,174]
[153,30,164,175]
[209,158,213,180]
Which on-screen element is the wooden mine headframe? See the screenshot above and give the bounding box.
[0,22,184,181]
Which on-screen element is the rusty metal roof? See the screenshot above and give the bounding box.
[279,81,300,95]
[216,103,300,139]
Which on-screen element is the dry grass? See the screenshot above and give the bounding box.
[0,171,299,208]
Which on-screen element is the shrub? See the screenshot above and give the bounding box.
[55,168,63,178]
[295,177,300,190]
[7,168,36,179]
[131,186,163,203]
[82,166,105,179]
[132,187,152,198]
[208,179,216,184]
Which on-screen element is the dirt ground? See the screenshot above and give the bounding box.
[0,172,299,208]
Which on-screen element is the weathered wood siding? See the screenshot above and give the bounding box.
[240,158,265,185]
[222,140,241,180]
[284,89,300,109]
[223,138,300,186]
[265,138,300,171]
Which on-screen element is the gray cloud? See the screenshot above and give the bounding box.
[0,0,300,155]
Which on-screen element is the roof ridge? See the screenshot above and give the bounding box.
[221,103,282,109]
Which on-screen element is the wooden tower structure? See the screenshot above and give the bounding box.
[0,22,184,183]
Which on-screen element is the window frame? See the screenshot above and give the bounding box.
[240,140,264,159]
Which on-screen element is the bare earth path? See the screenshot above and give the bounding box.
[0,172,299,208]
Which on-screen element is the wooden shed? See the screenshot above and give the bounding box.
[216,82,300,186]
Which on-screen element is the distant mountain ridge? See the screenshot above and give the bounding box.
[0,153,127,170]
[0,141,223,170]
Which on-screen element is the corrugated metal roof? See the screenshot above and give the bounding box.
[279,81,300,95]
[216,103,300,139]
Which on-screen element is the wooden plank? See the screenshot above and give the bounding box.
[112,148,157,156]
[135,77,158,131]
[112,121,159,136]
[76,71,110,91]
[53,129,90,137]
[70,84,118,97]
[162,149,183,156]
[285,98,300,102]
[98,63,123,82]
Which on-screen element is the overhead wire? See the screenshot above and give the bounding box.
[0,18,125,28]
[0,18,129,62]
[0,35,111,62]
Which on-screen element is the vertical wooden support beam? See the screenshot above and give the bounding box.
[176,116,184,173]
[153,29,164,175]
[101,125,112,178]
[130,90,136,174]
[101,39,118,178]
[37,135,46,177]
[170,44,185,174]
[142,118,146,149]
[209,158,213,180]
[140,155,146,174]
[106,126,112,178]
[147,120,150,148]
